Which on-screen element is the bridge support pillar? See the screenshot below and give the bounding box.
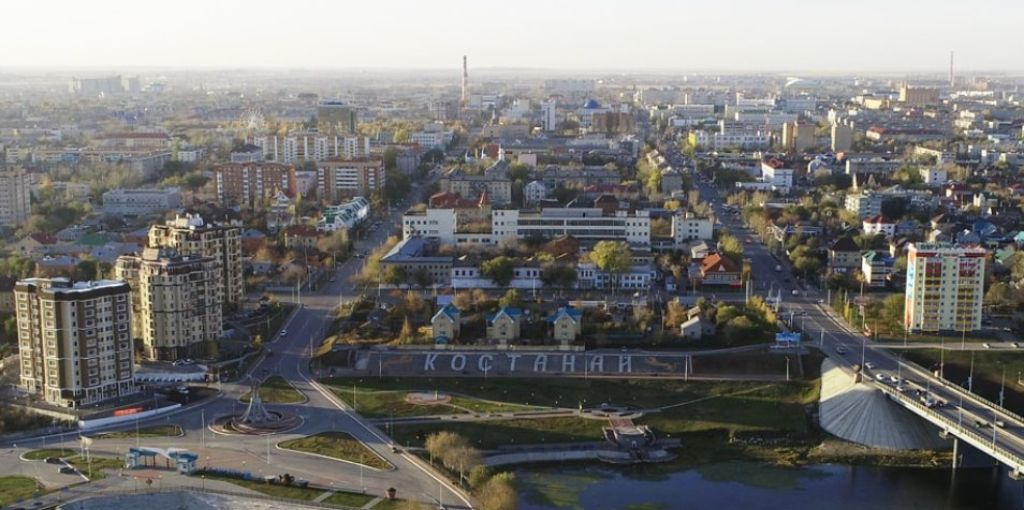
[951,438,959,470]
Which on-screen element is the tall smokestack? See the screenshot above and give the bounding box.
[949,51,955,89]
[461,55,468,103]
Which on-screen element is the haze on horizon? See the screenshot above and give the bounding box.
[3,0,1021,73]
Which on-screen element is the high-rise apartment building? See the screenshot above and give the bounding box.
[149,214,243,310]
[115,248,222,361]
[904,243,986,333]
[780,122,815,152]
[316,159,385,203]
[318,101,357,135]
[831,123,853,152]
[15,278,135,408]
[213,162,297,207]
[898,84,940,107]
[0,168,32,227]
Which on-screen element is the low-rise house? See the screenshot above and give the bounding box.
[36,255,80,276]
[862,216,896,238]
[828,236,861,273]
[431,304,461,344]
[282,224,321,250]
[11,233,58,256]
[547,306,582,344]
[680,315,716,340]
[699,253,741,287]
[486,307,523,344]
[861,250,893,288]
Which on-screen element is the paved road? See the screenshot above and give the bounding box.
[695,171,1024,475]
[1,189,473,509]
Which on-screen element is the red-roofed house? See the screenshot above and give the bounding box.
[699,253,741,287]
[283,224,321,250]
[862,215,896,237]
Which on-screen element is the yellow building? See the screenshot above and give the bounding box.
[486,307,522,344]
[431,304,461,343]
[547,306,582,344]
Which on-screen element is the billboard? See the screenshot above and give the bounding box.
[775,332,801,344]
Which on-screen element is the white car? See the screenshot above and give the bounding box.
[874,373,887,381]
[279,330,287,337]
[864,362,875,370]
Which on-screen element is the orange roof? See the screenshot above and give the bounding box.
[700,253,739,274]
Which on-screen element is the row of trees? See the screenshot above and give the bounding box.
[424,431,516,510]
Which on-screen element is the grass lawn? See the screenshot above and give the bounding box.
[93,424,182,439]
[325,384,539,418]
[278,432,392,470]
[0,476,45,506]
[242,375,305,404]
[322,490,377,507]
[638,382,816,437]
[23,449,122,480]
[390,416,607,450]
[200,472,375,506]
[378,377,818,450]
[370,498,418,510]
[324,376,814,414]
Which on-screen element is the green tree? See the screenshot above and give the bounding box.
[590,240,631,293]
[498,289,519,309]
[481,256,517,287]
[476,472,517,510]
[383,265,409,287]
[722,316,757,345]
[540,264,577,291]
[719,234,744,265]
[411,267,434,289]
[985,282,1019,312]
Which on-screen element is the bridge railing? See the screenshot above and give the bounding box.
[872,381,1024,473]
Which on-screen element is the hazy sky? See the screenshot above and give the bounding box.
[3,0,1020,72]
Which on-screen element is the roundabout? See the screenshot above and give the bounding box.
[211,379,302,435]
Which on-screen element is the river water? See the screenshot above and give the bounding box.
[515,462,1024,510]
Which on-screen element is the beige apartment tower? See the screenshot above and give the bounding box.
[15,278,135,408]
[115,248,223,361]
[904,243,985,333]
[0,167,32,227]
[149,214,243,310]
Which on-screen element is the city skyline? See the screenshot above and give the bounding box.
[2,0,1022,73]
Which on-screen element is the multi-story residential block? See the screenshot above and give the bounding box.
[863,216,896,238]
[861,251,893,288]
[316,159,385,203]
[828,236,861,273]
[115,248,222,361]
[249,134,370,163]
[899,84,940,107]
[379,237,453,286]
[15,278,134,408]
[524,180,548,204]
[845,192,884,219]
[318,100,357,135]
[831,123,853,152]
[920,167,948,186]
[780,122,815,152]
[761,160,793,192]
[101,187,182,217]
[492,208,651,246]
[0,167,32,227]
[440,169,512,206]
[149,214,243,310]
[671,212,714,245]
[213,162,296,207]
[904,243,986,333]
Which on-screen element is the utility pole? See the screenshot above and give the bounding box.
[968,351,975,392]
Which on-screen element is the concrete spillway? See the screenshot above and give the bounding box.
[819,359,949,450]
